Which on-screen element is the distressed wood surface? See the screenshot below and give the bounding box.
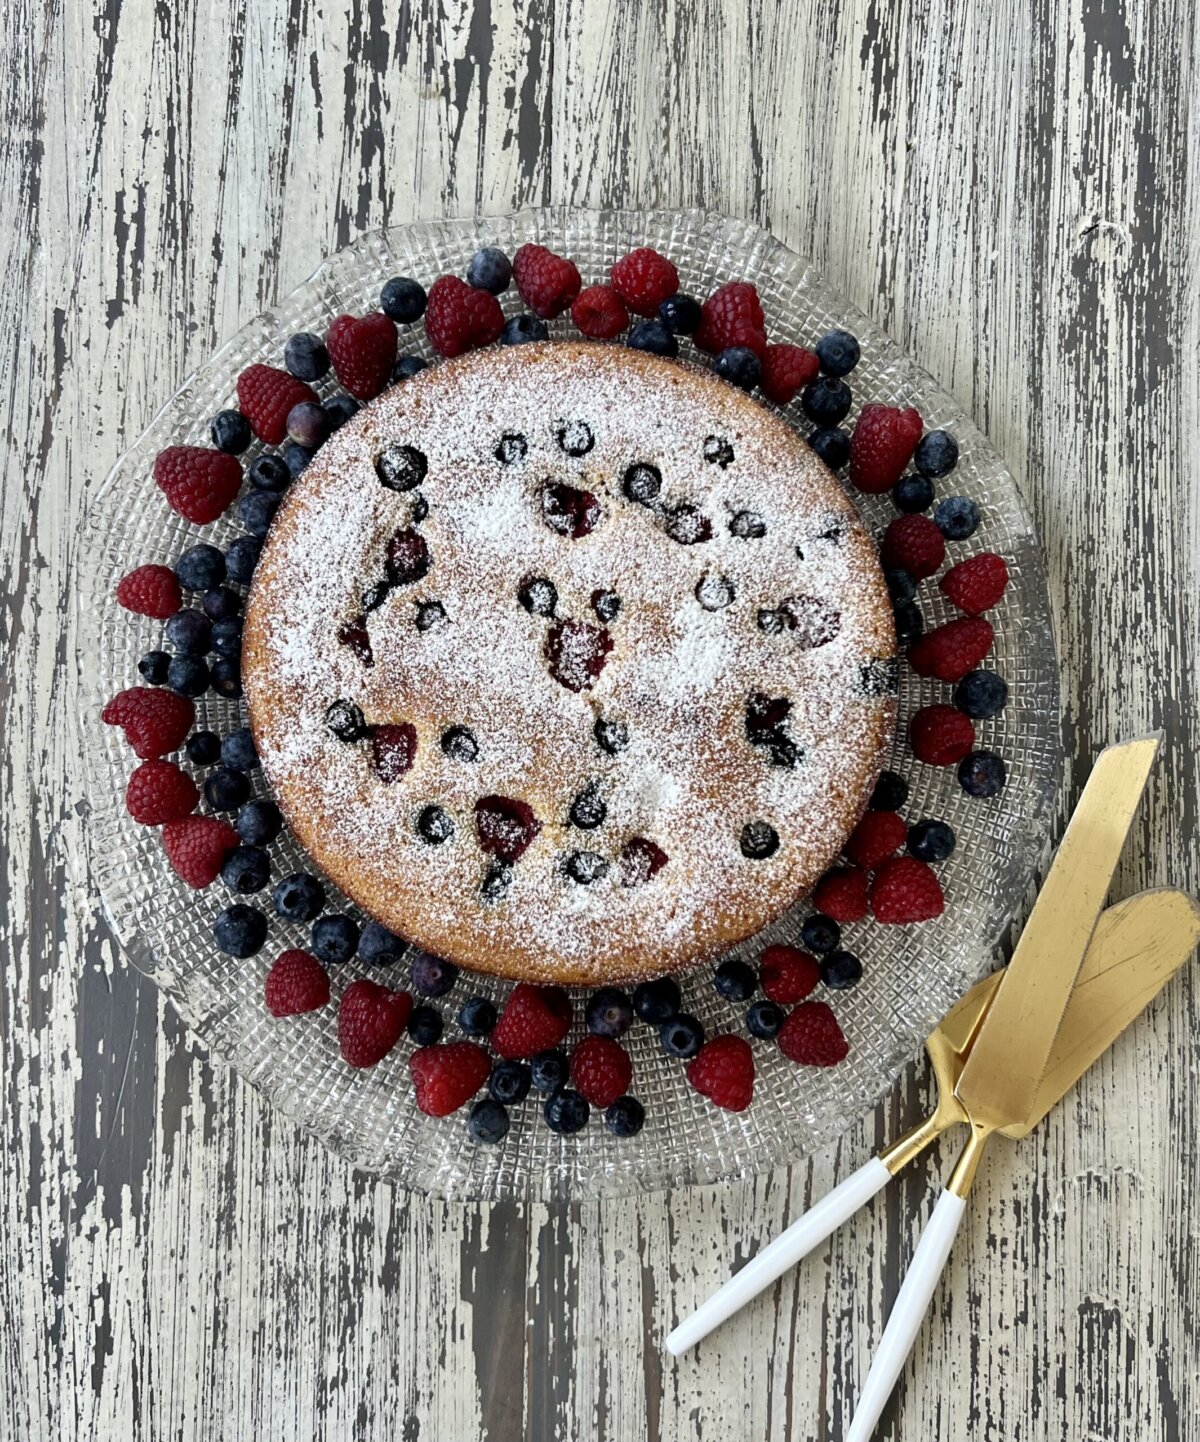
[3,2,1198,1438]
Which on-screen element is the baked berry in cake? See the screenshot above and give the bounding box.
[243,341,896,984]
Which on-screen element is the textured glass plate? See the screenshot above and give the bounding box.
[77,208,1061,1200]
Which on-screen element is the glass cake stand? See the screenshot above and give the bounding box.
[76,209,1062,1200]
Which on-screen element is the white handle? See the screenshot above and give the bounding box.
[665,1156,892,1356]
[845,1188,967,1442]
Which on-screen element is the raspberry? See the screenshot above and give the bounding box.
[811,867,869,924]
[909,705,976,765]
[777,1001,849,1067]
[609,247,679,317]
[909,617,995,682]
[235,364,319,444]
[153,446,242,525]
[694,282,767,358]
[512,243,582,319]
[570,285,629,339]
[102,687,194,758]
[879,513,946,580]
[870,856,945,923]
[424,276,505,358]
[337,979,413,1067]
[939,553,1009,616]
[125,759,199,825]
[115,564,182,620]
[327,312,399,399]
[492,982,572,1058]
[264,949,331,1017]
[759,344,820,405]
[686,1035,754,1112]
[844,810,908,868]
[570,1035,632,1107]
[849,404,924,494]
[410,1041,491,1115]
[759,945,820,1003]
[161,815,240,887]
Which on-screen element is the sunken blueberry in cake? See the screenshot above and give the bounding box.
[242,341,897,983]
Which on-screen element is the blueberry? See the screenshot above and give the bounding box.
[283,441,316,478]
[375,443,428,492]
[808,427,851,469]
[893,474,935,513]
[358,920,405,966]
[696,575,736,611]
[381,276,428,323]
[501,313,549,345]
[746,1000,785,1039]
[908,818,957,863]
[165,609,211,654]
[569,781,606,830]
[740,820,780,860]
[459,996,498,1037]
[236,799,282,846]
[213,904,267,958]
[410,953,458,997]
[757,608,785,636]
[186,730,221,766]
[324,394,360,430]
[174,545,226,592]
[593,717,629,755]
[622,462,662,504]
[202,586,241,621]
[592,590,621,623]
[934,495,980,540]
[286,400,330,450]
[392,354,429,382]
[205,766,250,812]
[273,872,325,924]
[417,805,455,845]
[249,454,291,493]
[468,1099,511,1144]
[893,601,924,646]
[565,850,608,885]
[815,329,861,377]
[659,1013,704,1059]
[494,432,528,465]
[441,726,479,762]
[408,1004,444,1046]
[361,581,392,613]
[311,914,359,964]
[703,435,735,468]
[138,649,170,685]
[633,977,681,1025]
[225,537,261,584]
[210,408,252,454]
[489,1059,532,1104]
[713,345,761,391]
[585,987,634,1038]
[466,246,512,293]
[325,699,366,741]
[801,913,841,955]
[480,863,512,902]
[556,419,594,457]
[221,845,270,894]
[801,376,852,425]
[220,726,258,770]
[284,331,330,381]
[869,770,909,812]
[517,576,557,616]
[729,510,766,540]
[530,1049,569,1095]
[958,750,1006,797]
[657,293,702,335]
[410,492,429,525]
[713,958,757,1001]
[544,1089,590,1134]
[415,600,447,632]
[209,658,242,699]
[628,320,678,356]
[885,568,916,605]
[955,669,1008,719]
[604,1096,645,1137]
[914,430,959,478]
[210,615,244,657]
[821,951,863,990]
[167,655,208,697]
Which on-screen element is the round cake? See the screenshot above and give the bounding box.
[243,341,897,984]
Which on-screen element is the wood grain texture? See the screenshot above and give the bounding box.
[2,1,1198,1438]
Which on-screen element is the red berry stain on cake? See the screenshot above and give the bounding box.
[544,619,613,691]
[541,481,602,538]
[386,526,431,585]
[779,594,841,649]
[619,837,669,886]
[371,723,417,783]
[337,615,374,667]
[475,795,542,863]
